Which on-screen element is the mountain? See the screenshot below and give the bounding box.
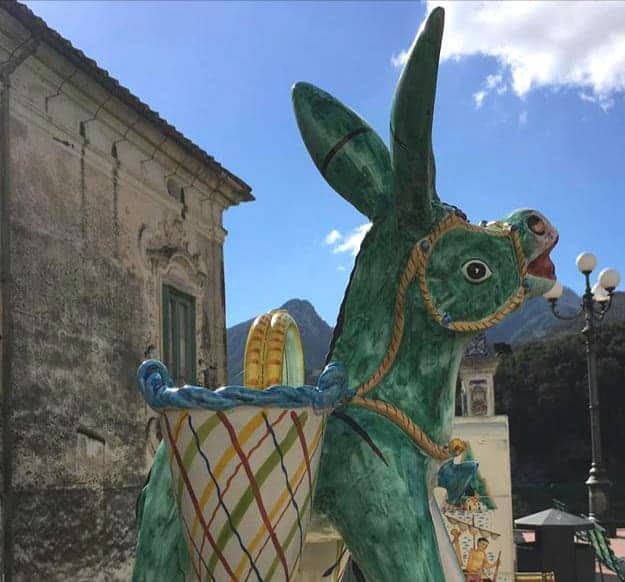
[486,289,625,345]
[226,299,334,384]
[485,286,580,345]
[552,290,625,336]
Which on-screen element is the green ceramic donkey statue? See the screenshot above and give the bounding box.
[291,7,557,581]
[133,7,558,582]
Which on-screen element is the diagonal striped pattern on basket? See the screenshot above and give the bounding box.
[162,407,326,582]
[137,359,352,582]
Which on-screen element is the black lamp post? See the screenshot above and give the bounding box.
[544,252,620,531]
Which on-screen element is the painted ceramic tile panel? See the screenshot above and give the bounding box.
[435,416,515,582]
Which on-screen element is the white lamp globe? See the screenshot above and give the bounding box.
[598,268,620,291]
[543,281,564,300]
[591,283,610,303]
[576,252,597,274]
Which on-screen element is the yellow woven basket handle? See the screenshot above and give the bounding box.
[243,309,305,389]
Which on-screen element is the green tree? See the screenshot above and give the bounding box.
[495,321,625,517]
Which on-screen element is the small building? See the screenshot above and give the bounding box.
[459,333,501,417]
[443,335,515,579]
[0,2,252,579]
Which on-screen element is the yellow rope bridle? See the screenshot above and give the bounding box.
[416,213,527,333]
[348,213,527,460]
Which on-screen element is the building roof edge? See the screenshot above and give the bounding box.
[1,0,254,204]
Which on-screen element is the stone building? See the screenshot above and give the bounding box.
[0,2,252,579]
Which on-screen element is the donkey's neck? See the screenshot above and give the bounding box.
[329,217,472,443]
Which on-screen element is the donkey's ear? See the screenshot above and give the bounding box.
[391,7,444,226]
[292,82,392,220]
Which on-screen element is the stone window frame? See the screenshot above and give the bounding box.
[162,283,197,386]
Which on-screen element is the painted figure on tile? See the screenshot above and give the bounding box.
[133,6,559,582]
[450,530,501,582]
[464,537,499,582]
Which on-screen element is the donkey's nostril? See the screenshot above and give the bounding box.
[527,214,546,236]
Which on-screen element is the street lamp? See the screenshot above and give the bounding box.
[544,252,620,530]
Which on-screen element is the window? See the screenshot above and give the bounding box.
[162,284,196,386]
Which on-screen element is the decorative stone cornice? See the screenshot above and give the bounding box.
[139,217,210,288]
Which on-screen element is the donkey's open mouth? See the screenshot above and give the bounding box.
[527,238,558,280]
[525,211,558,281]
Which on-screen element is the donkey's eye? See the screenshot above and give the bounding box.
[462,260,492,283]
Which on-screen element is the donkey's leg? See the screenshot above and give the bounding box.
[319,437,446,582]
[340,481,443,580]
[339,500,463,582]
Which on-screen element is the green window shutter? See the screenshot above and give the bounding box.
[162,284,197,385]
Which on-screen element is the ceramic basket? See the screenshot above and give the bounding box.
[138,360,350,582]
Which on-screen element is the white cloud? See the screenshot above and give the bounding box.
[473,90,486,108]
[395,2,625,109]
[337,265,346,272]
[579,91,614,112]
[324,229,342,245]
[391,50,408,68]
[485,73,503,90]
[580,92,596,104]
[519,110,528,126]
[326,223,372,257]
[472,73,507,108]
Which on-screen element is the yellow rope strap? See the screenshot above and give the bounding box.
[351,395,467,460]
[349,213,527,459]
[355,241,423,397]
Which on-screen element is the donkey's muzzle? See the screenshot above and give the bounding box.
[525,211,558,280]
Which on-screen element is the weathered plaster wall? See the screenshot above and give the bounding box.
[0,8,248,580]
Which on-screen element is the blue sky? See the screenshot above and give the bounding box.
[26,1,625,326]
